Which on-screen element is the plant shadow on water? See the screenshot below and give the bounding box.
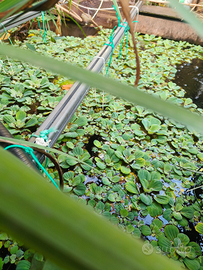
[174,58,203,108]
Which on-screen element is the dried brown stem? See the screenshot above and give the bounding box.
[119,0,140,87]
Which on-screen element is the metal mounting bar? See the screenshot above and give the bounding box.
[30,1,142,161]
[0,11,41,33]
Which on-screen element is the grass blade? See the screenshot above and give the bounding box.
[0,148,183,270]
[0,43,202,134]
[169,0,203,39]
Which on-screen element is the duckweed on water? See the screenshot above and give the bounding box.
[1,29,203,269]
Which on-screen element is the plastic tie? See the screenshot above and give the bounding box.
[117,22,129,62]
[113,5,123,28]
[113,5,130,62]
[31,127,57,145]
[104,26,116,75]
[4,145,60,190]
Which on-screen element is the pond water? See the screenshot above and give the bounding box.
[2,28,203,268]
[174,58,203,108]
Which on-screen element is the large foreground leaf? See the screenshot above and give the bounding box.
[0,148,182,270]
[0,44,203,134]
[169,0,203,40]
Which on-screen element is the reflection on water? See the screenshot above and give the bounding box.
[174,58,203,108]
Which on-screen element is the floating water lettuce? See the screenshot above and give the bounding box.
[1,28,203,268]
[138,169,163,193]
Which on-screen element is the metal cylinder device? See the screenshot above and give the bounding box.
[30,1,142,160]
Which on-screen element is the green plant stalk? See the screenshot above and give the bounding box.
[0,0,29,13]
[0,0,31,22]
[69,0,72,11]
[112,0,123,22]
[0,136,101,173]
[0,43,203,134]
[169,0,203,40]
[0,147,182,270]
[47,9,60,33]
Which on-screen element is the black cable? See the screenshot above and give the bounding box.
[0,121,36,170]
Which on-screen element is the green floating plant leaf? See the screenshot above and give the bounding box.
[140,193,152,206]
[164,225,179,241]
[185,247,197,260]
[176,246,187,259]
[25,117,38,128]
[154,195,170,205]
[120,166,131,175]
[138,169,162,193]
[158,236,171,252]
[108,193,116,202]
[142,117,161,134]
[148,124,161,134]
[120,209,128,218]
[138,169,150,191]
[175,203,183,212]
[73,147,83,157]
[164,163,172,174]
[131,124,145,136]
[152,219,163,229]
[133,228,141,238]
[94,140,102,148]
[96,202,105,213]
[16,111,26,121]
[74,116,88,127]
[134,151,144,159]
[141,225,151,236]
[173,212,182,221]
[147,202,162,217]
[16,260,31,270]
[195,223,203,235]
[63,171,74,181]
[125,181,139,194]
[3,115,15,124]
[65,132,78,138]
[177,233,190,246]
[181,206,194,219]
[72,175,82,186]
[197,153,203,161]
[66,157,78,166]
[126,224,134,234]
[96,161,106,170]
[26,43,36,51]
[131,158,145,170]
[111,176,120,183]
[183,258,200,270]
[148,179,163,193]
[188,242,202,257]
[178,218,188,227]
[163,209,172,221]
[73,183,86,196]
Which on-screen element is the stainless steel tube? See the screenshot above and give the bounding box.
[30,1,142,153]
[0,11,41,33]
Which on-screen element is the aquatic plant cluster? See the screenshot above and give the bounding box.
[1,29,203,269]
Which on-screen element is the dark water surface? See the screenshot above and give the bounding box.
[174,58,203,108]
